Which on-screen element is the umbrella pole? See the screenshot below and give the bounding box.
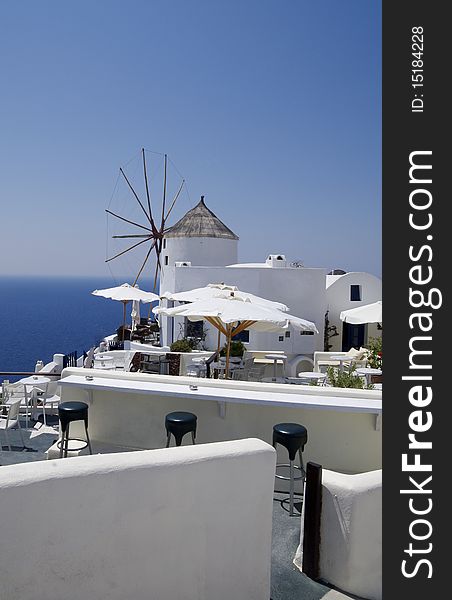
[122,301,127,342]
[216,328,222,357]
[225,325,232,379]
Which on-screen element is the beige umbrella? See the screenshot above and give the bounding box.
[154,293,318,377]
[160,283,290,355]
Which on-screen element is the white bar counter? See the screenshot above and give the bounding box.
[59,368,382,473]
[60,373,381,415]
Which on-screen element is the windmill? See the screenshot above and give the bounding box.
[105,148,185,290]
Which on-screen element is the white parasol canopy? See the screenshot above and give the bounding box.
[160,283,289,312]
[154,293,318,376]
[92,283,159,304]
[92,283,159,340]
[340,301,382,324]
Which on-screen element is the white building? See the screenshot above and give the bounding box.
[159,197,381,357]
[325,271,382,353]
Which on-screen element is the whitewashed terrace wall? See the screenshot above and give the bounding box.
[0,439,275,600]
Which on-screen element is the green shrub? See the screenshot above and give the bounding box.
[326,365,374,389]
[220,340,246,357]
[170,339,193,353]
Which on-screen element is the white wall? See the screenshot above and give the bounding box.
[162,236,238,269]
[159,264,327,354]
[295,469,382,600]
[0,439,275,600]
[326,272,382,352]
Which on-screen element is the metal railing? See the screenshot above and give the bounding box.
[63,351,78,369]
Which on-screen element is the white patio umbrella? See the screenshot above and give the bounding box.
[340,301,382,325]
[154,293,318,377]
[92,283,159,340]
[161,283,290,312]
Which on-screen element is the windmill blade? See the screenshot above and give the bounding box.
[160,153,167,229]
[152,241,164,291]
[142,148,158,233]
[105,236,150,263]
[164,178,185,222]
[112,234,152,239]
[105,209,151,231]
[153,258,160,292]
[133,239,156,286]
[120,167,152,226]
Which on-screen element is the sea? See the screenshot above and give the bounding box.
[0,276,127,383]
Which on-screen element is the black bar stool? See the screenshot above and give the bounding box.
[58,401,93,458]
[273,422,307,516]
[165,411,197,447]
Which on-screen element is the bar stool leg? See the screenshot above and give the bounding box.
[299,449,305,480]
[64,423,70,458]
[84,420,93,455]
[289,459,295,516]
[59,424,67,458]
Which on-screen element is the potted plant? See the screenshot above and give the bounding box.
[168,338,194,375]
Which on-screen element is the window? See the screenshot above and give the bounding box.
[185,319,203,338]
[164,256,169,266]
[300,331,314,335]
[285,331,290,338]
[278,335,284,342]
[163,239,166,249]
[350,285,361,301]
[232,329,250,343]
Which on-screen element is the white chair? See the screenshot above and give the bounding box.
[3,383,33,428]
[0,398,25,450]
[33,383,61,427]
[232,358,255,381]
[247,364,267,382]
[187,357,207,378]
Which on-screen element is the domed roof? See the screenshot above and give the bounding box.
[328,269,347,275]
[165,196,239,240]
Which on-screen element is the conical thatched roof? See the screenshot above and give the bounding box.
[165,196,239,240]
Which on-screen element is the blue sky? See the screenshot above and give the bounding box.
[0,0,381,281]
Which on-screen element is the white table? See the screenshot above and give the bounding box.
[19,376,51,387]
[265,354,287,381]
[191,357,206,364]
[211,361,241,379]
[330,355,352,373]
[18,376,51,425]
[297,371,327,385]
[93,355,115,370]
[355,367,382,386]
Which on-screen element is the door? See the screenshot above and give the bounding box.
[342,323,366,351]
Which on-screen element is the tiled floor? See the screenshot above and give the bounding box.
[0,417,59,466]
